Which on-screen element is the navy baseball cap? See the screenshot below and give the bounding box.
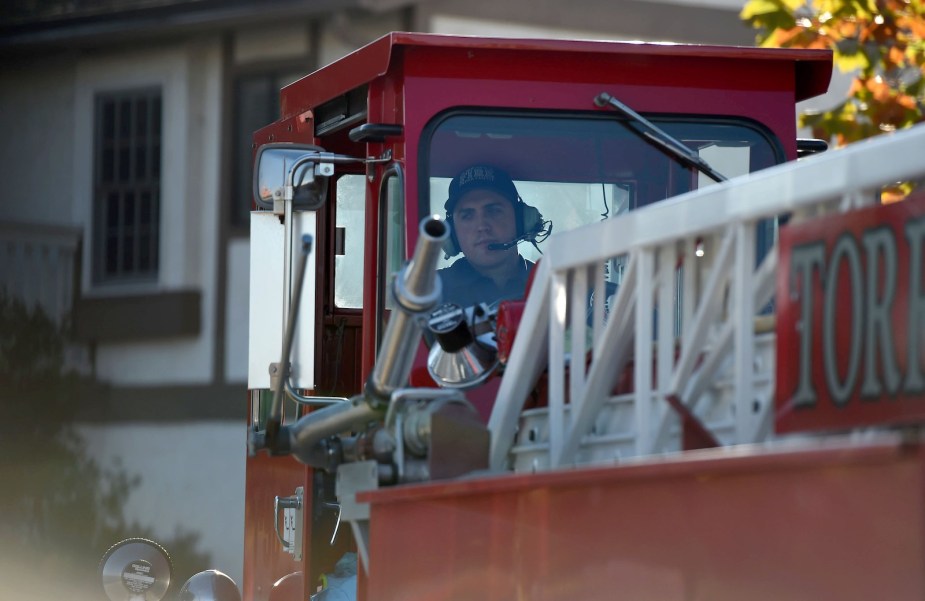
[445,165,519,213]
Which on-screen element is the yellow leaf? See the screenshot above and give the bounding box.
[835,51,870,72]
[740,0,787,20]
[854,0,879,19]
[815,0,842,17]
[880,185,907,205]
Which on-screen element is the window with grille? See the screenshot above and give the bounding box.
[92,88,162,284]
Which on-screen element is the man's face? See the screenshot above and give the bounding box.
[452,190,518,270]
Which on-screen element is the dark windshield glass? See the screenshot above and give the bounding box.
[422,111,782,306]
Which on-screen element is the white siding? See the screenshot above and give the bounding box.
[76,422,247,589]
[429,15,639,41]
[226,238,250,382]
[73,41,223,386]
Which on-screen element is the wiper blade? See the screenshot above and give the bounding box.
[594,92,727,183]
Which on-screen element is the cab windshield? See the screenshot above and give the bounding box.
[423,110,782,272]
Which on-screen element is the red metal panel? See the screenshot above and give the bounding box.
[242,452,310,601]
[280,32,831,117]
[394,40,821,239]
[777,193,925,433]
[364,440,925,600]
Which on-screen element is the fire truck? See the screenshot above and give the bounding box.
[109,32,925,601]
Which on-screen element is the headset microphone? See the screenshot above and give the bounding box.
[487,233,531,251]
[486,220,552,251]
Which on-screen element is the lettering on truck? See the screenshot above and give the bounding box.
[776,193,925,432]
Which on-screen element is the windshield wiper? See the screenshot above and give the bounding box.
[594,92,727,183]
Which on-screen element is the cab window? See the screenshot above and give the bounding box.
[334,174,366,309]
[376,168,405,348]
[422,111,782,279]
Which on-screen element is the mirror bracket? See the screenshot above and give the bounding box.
[254,144,368,214]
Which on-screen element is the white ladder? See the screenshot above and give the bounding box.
[488,124,925,472]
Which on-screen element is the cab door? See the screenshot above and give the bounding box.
[318,173,366,397]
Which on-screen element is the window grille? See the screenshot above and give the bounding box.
[92,88,162,284]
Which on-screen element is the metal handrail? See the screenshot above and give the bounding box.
[489,124,925,471]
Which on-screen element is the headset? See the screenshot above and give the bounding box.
[443,196,546,258]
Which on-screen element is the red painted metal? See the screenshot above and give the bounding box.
[280,32,832,118]
[777,192,925,433]
[242,451,310,601]
[267,571,302,601]
[664,393,721,450]
[496,299,526,366]
[276,34,836,385]
[246,33,844,601]
[363,437,925,600]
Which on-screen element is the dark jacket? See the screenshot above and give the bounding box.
[437,256,534,308]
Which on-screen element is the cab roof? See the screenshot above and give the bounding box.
[281,31,833,119]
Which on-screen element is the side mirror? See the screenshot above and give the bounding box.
[253,143,331,213]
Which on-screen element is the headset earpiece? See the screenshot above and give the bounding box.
[443,214,462,257]
[518,202,543,236]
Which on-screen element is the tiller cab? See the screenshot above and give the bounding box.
[203,32,925,601]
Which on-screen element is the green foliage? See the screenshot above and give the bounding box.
[0,292,210,600]
[742,0,925,146]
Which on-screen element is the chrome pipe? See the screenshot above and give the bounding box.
[366,216,447,401]
[283,216,447,465]
[286,396,380,465]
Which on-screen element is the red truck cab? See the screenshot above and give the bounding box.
[244,32,833,601]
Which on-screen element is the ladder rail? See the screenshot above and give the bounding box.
[490,125,925,472]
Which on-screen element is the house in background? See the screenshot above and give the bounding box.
[0,0,773,589]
